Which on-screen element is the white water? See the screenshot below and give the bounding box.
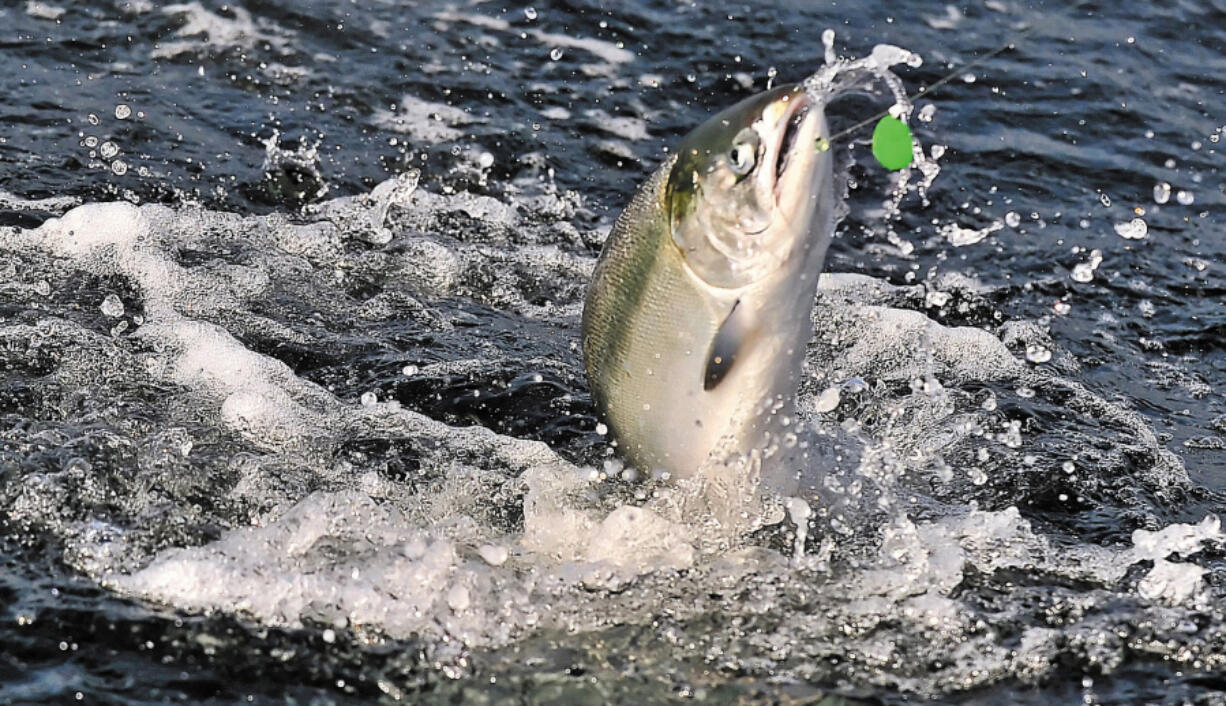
[1,37,1219,697]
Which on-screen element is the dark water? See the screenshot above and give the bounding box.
[1,0,1225,703]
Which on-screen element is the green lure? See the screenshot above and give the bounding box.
[871,115,914,171]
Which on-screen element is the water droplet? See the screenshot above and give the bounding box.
[1025,344,1052,364]
[523,6,537,20]
[549,47,564,61]
[478,544,509,566]
[401,364,418,376]
[814,386,841,413]
[842,377,868,394]
[925,290,950,308]
[322,629,336,644]
[595,422,608,435]
[33,280,51,297]
[1070,249,1102,283]
[446,583,470,612]
[1004,211,1020,228]
[360,391,378,406]
[1113,217,1147,240]
[1053,300,1071,315]
[100,293,124,317]
[918,104,937,122]
[114,104,132,120]
[968,467,987,485]
[1176,190,1194,205]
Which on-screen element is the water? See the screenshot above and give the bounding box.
[2,0,1225,703]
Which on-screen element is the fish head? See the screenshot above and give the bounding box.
[667,83,830,289]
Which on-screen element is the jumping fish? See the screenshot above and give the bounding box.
[582,84,837,488]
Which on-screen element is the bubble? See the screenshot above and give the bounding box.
[114,104,132,120]
[322,629,336,643]
[1004,211,1020,228]
[549,47,564,61]
[968,467,987,485]
[1113,217,1148,240]
[99,141,120,159]
[595,422,608,435]
[918,104,937,122]
[110,160,128,176]
[1098,192,1111,207]
[33,280,51,297]
[360,391,378,406]
[100,293,124,318]
[1176,190,1194,205]
[1016,386,1036,399]
[477,152,494,168]
[401,364,418,376]
[88,113,100,126]
[84,136,99,148]
[1053,300,1071,315]
[523,6,537,20]
[1025,344,1052,364]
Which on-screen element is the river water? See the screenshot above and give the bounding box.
[1,1,1224,703]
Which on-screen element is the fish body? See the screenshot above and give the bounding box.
[582,85,838,487]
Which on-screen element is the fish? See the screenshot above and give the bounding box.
[581,84,838,490]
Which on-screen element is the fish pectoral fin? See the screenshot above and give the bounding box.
[704,299,757,391]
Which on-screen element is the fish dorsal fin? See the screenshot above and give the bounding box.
[704,299,756,391]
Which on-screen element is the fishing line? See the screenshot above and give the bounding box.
[816,26,1036,167]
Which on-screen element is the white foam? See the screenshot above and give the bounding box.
[370,95,478,144]
[154,2,294,60]
[6,152,1212,688]
[25,1,65,20]
[437,10,634,65]
[583,109,650,141]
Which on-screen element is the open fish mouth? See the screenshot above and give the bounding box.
[774,98,811,193]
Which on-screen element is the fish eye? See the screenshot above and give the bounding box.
[727,128,759,177]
